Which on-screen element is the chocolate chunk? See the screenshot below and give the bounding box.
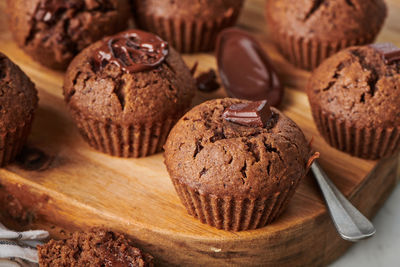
[92,30,168,73]
[196,69,220,92]
[370,43,400,64]
[223,100,272,127]
[216,28,284,107]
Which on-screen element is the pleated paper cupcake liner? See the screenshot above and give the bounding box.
[312,107,400,160]
[134,11,242,53]
[0,115,34,166]
[72,113,176,158]
[273,31,378,70]
[171,177,302,231]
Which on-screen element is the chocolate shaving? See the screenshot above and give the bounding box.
[223,100,272,128]
[196,69,220,92]
[190,62,198,76]
[370,43,400,64]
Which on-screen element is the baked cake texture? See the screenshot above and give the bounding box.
[0,52,38,166]
[265,0,387,70]
[132,0,244,53]
[6,0,130,69]
[38,228,153,266]
[307,44,400,159]
[63,29,196,157]
[164,98,317,231]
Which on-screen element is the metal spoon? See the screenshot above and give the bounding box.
[311,160,376,242]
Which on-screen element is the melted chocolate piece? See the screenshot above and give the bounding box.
[223,100,272,128]
[216,28,284,107]
[196,69,220,92]
[370,43,400,64]
[92,30,168,73]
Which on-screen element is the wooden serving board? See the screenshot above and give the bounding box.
[0,0,399,266]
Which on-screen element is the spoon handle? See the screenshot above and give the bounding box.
[311,161,376,241]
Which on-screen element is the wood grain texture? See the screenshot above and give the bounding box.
[0,0,399,266]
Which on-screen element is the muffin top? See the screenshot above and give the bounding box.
[38,228,153,266]
[164,98,313,199]
[266,0,387,41]
[6,0,130,69]
[134,0,244,20]
[307,44,400,128]
[64,29,196,125]
[0,53,38,132]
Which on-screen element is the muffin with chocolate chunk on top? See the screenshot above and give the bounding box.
[0,52,38,166]
[164,98,318,231]
[64,29,196,157]
[307,43,400,159]
[6,0,131,69]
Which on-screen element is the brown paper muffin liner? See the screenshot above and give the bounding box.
[71,112,176,158]
[312,107,400,160]
[0,115,34,166]
[171,177,302,231]
[273,30,378,70]
[135,10,242,53]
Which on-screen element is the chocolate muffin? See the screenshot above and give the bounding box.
[164,98,317,231]
[64,29,196,157]
[265,0,387,70]
[0,52,38,166]
[307,43,400,159]
[38,228,153,266]
[132,0,244,53]
[6,0,131,70]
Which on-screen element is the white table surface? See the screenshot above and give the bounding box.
[331,167,400,267]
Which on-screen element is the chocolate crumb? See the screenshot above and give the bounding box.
[15,146,53,171]
[196,69,220,92]
[190,61,198,76]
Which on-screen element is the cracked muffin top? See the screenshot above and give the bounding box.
[265,0,387,41]
[6,0,130,69]
[0,53,38,132]
[38,228,154,267]
[63,29,196,125]
[307,45,400,128]
[164,98,313,199]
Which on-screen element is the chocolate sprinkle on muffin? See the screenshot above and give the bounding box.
[307,44,400,159]
[38,228,153,266]
[64,29,196,157]
[266,0,387,70]
[6,0,131,70]
[0,52,38,166]
[164,98,317,231]
[132,0,245,53]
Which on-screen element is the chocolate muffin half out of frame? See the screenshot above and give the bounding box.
[0,52,38,166]
[164,98,318,231]
[38,228,154,266]
[307,43,400,159]
[265,0,387,70]
[6,0,131,70]
[64,29,196,157]
[132,0,245,53]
